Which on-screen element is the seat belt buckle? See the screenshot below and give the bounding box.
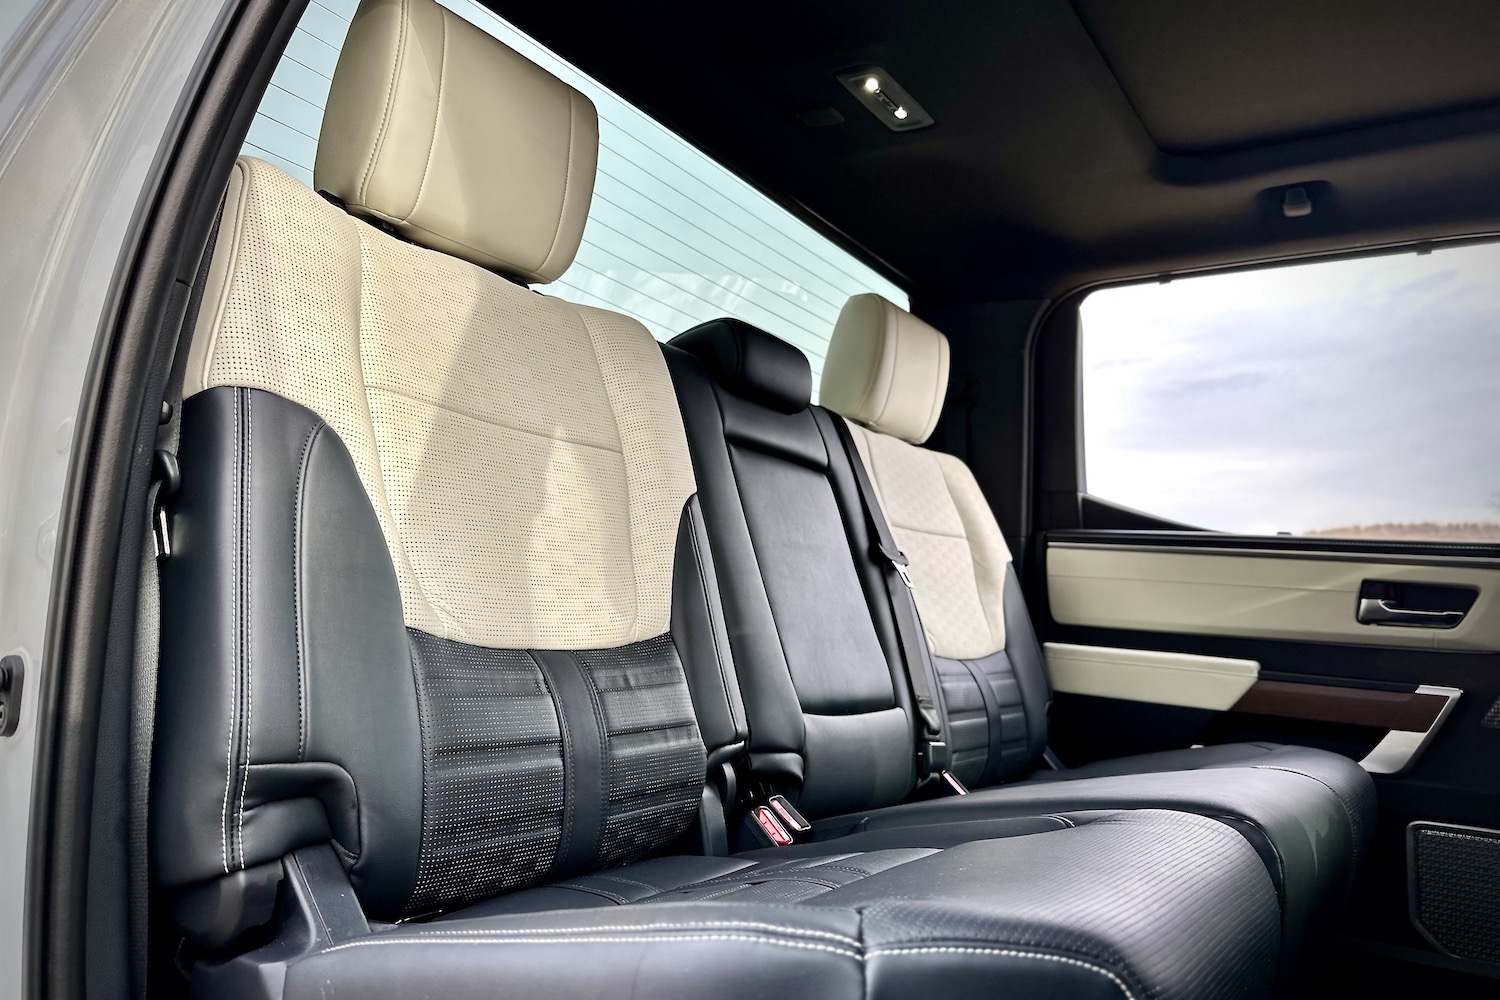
[939,771,969,796]
[766,794,811,836]
[917,738,950,776]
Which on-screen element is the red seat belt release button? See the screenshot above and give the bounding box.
[753,806,794,846]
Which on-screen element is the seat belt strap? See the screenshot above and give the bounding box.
[824,412,949,773]
[130,207,220,998]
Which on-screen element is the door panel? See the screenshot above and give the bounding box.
[1037,528,1500,976]
[1043,642,1259,710]
[1048,541,1500,651]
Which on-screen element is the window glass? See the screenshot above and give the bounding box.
[244,0,907,395]
[1081,243,1500,540]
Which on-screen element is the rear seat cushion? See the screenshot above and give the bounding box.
[282,810,1280,1000]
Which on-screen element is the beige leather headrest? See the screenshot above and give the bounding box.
[314,0,598,283]
[820,293,950,444]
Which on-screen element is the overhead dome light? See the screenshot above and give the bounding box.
[837,66,932,131]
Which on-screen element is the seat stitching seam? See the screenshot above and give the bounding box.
[404,5,447,221]
[318,933,861,958]
[353,921,859,946]
[537,89,577,277]
[359,0,408,204]
[534,653,576,880]
[291,420,325,763]
[576,650,610,861]
[1248,762,1361,894]
[586,874,663,892]
[1207,812,1286,892]
[237,390,255,867]
[685,503,736,729]
[366,383,624,455]
[867,946,1135,1000]
[551,882,628,904]
[221,389,240,873]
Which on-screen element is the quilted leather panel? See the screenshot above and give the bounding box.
[845,421,1010,660]
[576,636,707,867]
[406,633,564,915]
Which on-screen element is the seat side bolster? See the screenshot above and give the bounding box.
[663,345,806,763]
[672,495,748,766]
[155,387,423,925]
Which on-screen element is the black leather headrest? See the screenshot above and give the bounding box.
[670,318,812,414]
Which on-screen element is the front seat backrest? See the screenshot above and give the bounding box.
[154,0,734,938]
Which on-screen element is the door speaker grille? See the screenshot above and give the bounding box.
[1409,821,1500,964]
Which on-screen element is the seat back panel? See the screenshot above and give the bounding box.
[187,158,693,651]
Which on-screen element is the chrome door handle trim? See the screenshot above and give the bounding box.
[1357,598,1467,629]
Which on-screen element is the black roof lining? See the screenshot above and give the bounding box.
[488,0,1500,304]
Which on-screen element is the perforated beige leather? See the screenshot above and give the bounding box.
[821,293,950,445]
[313,0,598,283]
[187,157,693,649]
[846,420,1010,660]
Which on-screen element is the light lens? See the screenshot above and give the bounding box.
[862,76,880,93]
[893,107,908,120]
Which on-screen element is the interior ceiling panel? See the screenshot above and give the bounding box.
[490,0,1500,303]
[1072,0,1500,153]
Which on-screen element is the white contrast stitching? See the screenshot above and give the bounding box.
[238,391,254,867]
[221,389,240,873]
[328,921,861,947]
[867,946,1136,1000]
[319,934,860,959]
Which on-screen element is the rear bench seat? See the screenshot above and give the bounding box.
[665,315,1375,977]
[823,292,1377,797]
[150,1,1285,997]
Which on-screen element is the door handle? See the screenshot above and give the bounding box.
[1356,580,1477,629]
[1357,598,1466,629]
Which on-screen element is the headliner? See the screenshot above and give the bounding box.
[490,0,1500,302]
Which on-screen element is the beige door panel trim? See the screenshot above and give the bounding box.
[1048,543,1500,652]
[1043,642,1260,711]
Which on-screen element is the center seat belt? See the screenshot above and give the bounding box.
[821,410,967,796]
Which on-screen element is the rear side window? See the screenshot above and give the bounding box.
[244,0,905,396]
[1080,242,1500,540]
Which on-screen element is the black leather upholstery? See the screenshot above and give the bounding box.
[280,810,1279,1000]
[674,317,813,414]
[664,343,918,817]
[155,387,424,917]
[663,318,1376,983]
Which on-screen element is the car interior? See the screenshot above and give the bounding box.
[15,0,1500,997]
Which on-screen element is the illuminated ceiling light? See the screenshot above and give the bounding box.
[836,66,933,131]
